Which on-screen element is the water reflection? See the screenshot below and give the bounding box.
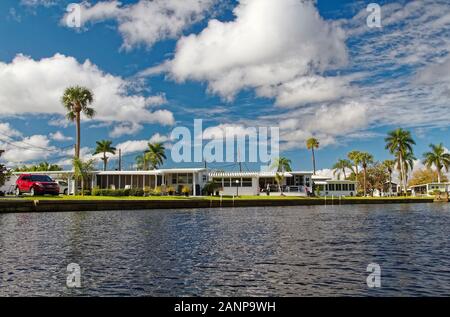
[0,203,449,296]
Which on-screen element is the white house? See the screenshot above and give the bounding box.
[410,183,450,197]
[312,175,358,197]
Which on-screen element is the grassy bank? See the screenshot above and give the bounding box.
[4,195,433,201]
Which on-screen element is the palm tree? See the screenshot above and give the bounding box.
[332,159,352,180]
[145,142,167,169]
[359,152,374,196]
[93,140,116,171]
[348,150,362,182]
[271,157,292,173]
[423,143,450,184]
[271,157,292,195]
[306,138,319,175]
[385,128,416,194]
[73,157,96,196]
[61,86,95,158]
[383,159,396,196]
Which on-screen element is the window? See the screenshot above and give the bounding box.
[31,175,53,182]
[202,175,208,182]
[242,178,252,187]
[305,177,310,187]
[343,184,349,191]
[349,184,355,191]
[336,184,342,191]
[172,174,177,184]
[231,178,241,186]
[223,178,231,187]
[329,184,335,191]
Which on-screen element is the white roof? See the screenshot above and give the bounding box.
[209,171,293,178]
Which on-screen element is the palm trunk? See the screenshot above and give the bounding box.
[103,153,107,171]
[343,168,346,180]
[75,111,81,159]
[399,153,406,195]
[311,148,316,175]
[355,165,359,183]
[389,172,392,196]
[363,167,367,196]
[437,166,442,183]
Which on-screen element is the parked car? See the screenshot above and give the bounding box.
[55,179,69,195]
[15,174,60,196]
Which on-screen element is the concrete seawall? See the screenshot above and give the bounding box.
[0,198,435,213]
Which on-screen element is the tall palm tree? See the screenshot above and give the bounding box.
[348,150,362,182]
[93,140,116,171]
[332,159,352,180]
[306,138,319,175]
[385,128,416,194]
[383,159,396,196]
[359,152,374,196]
[61,86,95,158]
[73,157,96,196]
[423,143,450,184]
[145,142,167,170]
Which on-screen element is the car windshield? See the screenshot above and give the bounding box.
[58,181,68,186]
[30,175,53,182]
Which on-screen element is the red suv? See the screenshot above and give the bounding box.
[15,174,60,196]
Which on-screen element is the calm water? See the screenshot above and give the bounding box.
[0,204,449,296]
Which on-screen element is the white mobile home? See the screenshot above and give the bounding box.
[410,183,450,197]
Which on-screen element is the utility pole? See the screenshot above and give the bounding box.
[118,149,122,171]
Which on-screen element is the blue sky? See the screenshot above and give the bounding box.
[0,0,449,174]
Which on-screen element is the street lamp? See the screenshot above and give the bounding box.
[235,179,240,197]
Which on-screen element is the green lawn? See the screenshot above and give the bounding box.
[7,195,433,201]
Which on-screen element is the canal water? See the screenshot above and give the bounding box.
[0,203,449,296]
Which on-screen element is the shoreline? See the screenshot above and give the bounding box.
[0,197,436,213]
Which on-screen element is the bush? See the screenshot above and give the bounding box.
[167,185,175,195]
[181,185,191,196]
[202,181,220,195]
[129,188,145,196]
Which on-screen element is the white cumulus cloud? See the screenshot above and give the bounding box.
[0,54,175,129]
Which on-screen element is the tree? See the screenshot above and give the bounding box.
[332,159,352,180]
[61,86,95,158]
[271,157,292,173]
[0,150,10,189]
[408,168,448,187]
[359,152,374,196]
[73,157,96,196]
[348,150,362,182]
[382,159,396,196]
[145,142,167,170]
[93,140,116,171]
[385,128,416,194]
[422,143,450,183]
[271,157,292,195]
[306,138,319,175]
[14,162,62,172]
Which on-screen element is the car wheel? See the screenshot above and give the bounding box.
[15,187,21,197]
[30,187,35,197]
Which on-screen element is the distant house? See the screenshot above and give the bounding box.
[410,183,450,197]
[373,181,399,197]
[311,175,358,197]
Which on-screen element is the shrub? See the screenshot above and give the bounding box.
[167,185,175,195]
[129,188,145,196]
[181,185,191,196]
[202,181,220,195]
